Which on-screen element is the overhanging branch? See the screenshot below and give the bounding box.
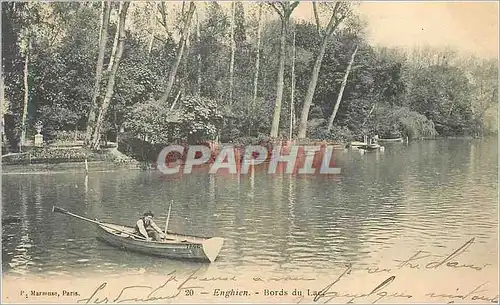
[268,3,284,20]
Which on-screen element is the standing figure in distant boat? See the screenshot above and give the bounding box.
[135,211,165,241]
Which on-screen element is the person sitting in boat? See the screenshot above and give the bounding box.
[135,211,165,241]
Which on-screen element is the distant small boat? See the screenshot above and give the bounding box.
[377,137,403,143]
[358,143,381,150]
[349,141,367,147]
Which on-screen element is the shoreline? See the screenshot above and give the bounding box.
[1,160,142,174]
[2,137,495,174]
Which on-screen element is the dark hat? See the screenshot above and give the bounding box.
[143,211,154,217]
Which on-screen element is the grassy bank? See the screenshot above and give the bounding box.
[1,145,141,174]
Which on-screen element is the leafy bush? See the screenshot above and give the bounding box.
[307,118,328,139]
[178,95,223,143]
[375,106,437,139]
[124,95,222,145]
[220,96,273,141]
[50,130,86,143]
[118,133,163,162]
[327,125,355,142]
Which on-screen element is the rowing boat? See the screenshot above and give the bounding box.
[349,141,367,147]
[355,143,381,150]
[96,222,224,262]
[52,206,224,263]
[377,137,403,142]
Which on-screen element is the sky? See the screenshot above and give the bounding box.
[157,2,498,59]
[291,1,499,59]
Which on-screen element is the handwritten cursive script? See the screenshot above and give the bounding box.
[395,238,491,271]
[308,265,412,304]
[77,268,203,304]
[425,282,499,303]
[71,237,496,304]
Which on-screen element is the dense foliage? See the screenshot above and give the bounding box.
[2,2,497,154]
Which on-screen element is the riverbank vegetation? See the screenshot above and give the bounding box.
[1,144,134,165]
[2,2,497,157]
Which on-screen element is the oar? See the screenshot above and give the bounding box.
[164,200,173,234]
[52,206,146,240]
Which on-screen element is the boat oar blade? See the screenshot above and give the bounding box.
[202,237,224,263]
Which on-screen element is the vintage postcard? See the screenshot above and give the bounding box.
[1,1,498,304]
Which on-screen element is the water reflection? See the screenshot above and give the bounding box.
[2,139,497,278]
[10,186,33,275]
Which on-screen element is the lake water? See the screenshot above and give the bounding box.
[2,139,498,298]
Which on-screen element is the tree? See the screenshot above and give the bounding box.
[268,1,299,138]
[2,2,495,153]
[252,3,264,107]
[147,3,156,56]
[180,2,194,96]
[327,45,358,132]
[228,2,236,102]
[158,2,196,105]
[289,23,296,140]
[196,10,202,95]
[407,63,473,136]
[19,39,29,151]
[84,1,111,146]
[90,1,130,149]
[297,1,352,139]
[107,2,122,71]
[196,2,229,100]
[459,56,498,135]
[2,2,56,150]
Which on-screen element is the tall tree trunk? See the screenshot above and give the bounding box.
[90,2,130,150]
[228,2,236,103]
[85,1,111,146]
[107,2,122,72]
[148,3,156,56]
[20,43,29,151]
[327,45,358,132]
[181,16,192,96]
[171,90,181,111]
[158,2,196,105]
[252,3,263,107]
[1,75,5,144]
[297,2,347,139]
[159,2,169,40]
[268,1,299,138]
[289,24,296,141]
[98,1,104,42]
[196,10,202,95]
[296,34,330,139]
[270,18,287,138]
